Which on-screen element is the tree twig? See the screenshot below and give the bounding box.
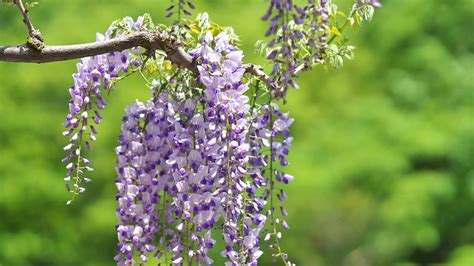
[14,0,44,50]
[15,0,35,33]
[243,63,275,92]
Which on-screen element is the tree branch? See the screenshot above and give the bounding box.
[0,30,198,72]
[0,29,279,95]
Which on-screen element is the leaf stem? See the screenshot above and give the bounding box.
[268,94,289,265]
[327,8,357,45]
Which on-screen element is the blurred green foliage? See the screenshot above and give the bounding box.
[0,0,472,265]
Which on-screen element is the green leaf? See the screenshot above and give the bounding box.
[355,12,362,25]
[141,13,155,30]
[254,40,267,56]
[336,11,346,18]
[352,18,360,31]
[197,12,210,30]
[26,1,39,9]
[330,26,341,36]
[1,0,16,5]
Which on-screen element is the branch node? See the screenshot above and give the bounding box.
[26,29,44,51]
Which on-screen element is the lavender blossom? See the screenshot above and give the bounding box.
[62,17,145,203]
[250,104,294,264]
[262,0,305,96]
[165,0,195,24]
[60,16,298,265]
[51,3,382,263]
[114,100,159,265]
[356,0,382,8]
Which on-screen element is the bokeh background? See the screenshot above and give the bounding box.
[0,0,472,265]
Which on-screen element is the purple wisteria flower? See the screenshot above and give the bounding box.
[356,0,382,8]
[55,1,381,262]
[112,29,296,265]
[261,0,333,97]
[61,12,302,264]
[262,0,305,96]
[249,104,294,264]
[62,16,145,203]
[165,0,195,24]
[303,0,330,66]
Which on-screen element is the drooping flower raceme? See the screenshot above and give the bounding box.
[261,0,381,97]
[58,5,380,263]
[262,0,306,96]
[115,100,158,264]
[165,0,195,25]
[111,28,295,265]
[62,17,149,204]
[58,0,380,262]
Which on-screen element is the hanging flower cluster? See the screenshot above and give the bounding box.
[62,16,150,204]
[165,0,195,25]
[60,0,380,261]
[261,0,306,95]
[249,104,294,264]
[302,0,330,66]
[112,29,295,265]
[261,0,381,97]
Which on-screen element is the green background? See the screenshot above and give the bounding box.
[0,0,473,265]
